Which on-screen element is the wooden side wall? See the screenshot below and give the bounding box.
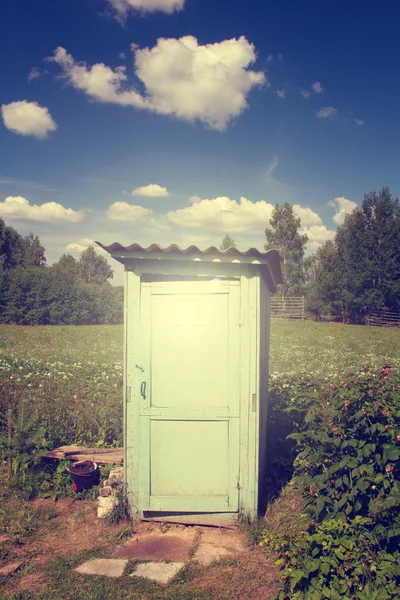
[124,268,141,514]
[258,276,271,512]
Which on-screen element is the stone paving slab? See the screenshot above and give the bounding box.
[0,562,23,576]
[75,558,128,578]
[193,528,248,566]
[131,561,185,585]
[112,526,197,562]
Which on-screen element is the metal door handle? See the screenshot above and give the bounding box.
[140,381,146,399]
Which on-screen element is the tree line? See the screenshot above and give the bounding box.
[1,186,398,326]
[223,187,400,324]
[0,218,123,325]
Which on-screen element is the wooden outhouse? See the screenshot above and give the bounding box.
[97,242,282,526]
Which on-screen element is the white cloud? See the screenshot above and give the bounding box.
[48,36,266,131]
[312,81,323,93]
[293,205,323,228]
[274,89,286,99]
[132,184,170,197]
[66,237,109,255]
[329,197,358,225]
[300,89,310,99]
[108,0,185,18]
[28,67,41,82]
[167,196,325,235]
[317,106,337,119]
[1,101,57,139]
[106,201,153,222]
[188,195,202,204]
[304,225,335,252]
[266,54,274,64]
[167,196,275,233]
[354,119,365,126]
[0,196,83,223]
[266,156,279,179]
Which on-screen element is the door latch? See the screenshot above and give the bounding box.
[140,381,147,399]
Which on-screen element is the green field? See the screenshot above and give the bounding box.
[1,319,398,375]
[269,320,400,377]
[0,320,398,447]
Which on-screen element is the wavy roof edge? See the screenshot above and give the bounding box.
[97,241,272,257]
[96,241,282,286]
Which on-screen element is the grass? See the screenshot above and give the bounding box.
[0,320,398,598]
[269,319,400,377]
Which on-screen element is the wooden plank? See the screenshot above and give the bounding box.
[44,445,123,464]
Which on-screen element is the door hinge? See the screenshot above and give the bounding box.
[252,394,257,412]
[236,480,240,489]
[126,386,131,403]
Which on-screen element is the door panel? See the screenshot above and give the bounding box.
[139,280,240,514]
[150,420,229,496]
[151,293,229,409]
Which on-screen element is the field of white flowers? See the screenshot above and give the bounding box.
[269,320,400,378]
[0,321,398,448]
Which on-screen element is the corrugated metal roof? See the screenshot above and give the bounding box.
[96,241,283,287]
[97,242,270,257]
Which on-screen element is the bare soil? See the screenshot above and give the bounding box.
[1,495,284,599]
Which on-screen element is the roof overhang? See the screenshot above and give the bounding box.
[96,242,283,292]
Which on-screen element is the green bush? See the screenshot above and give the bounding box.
[263,366,400,599]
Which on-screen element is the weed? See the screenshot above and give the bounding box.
[104,484,133,525]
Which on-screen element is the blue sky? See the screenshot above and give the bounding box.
[1,0,400,284]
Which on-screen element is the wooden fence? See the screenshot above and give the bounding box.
[366,308,400,327]
[270,296,305,321]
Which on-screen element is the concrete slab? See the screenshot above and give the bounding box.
[0,562,23,576]
[75,558,128,578]
[131,561,184,584]
[199,528,248,552]
[112,526,196,562]
[193,528,248,566]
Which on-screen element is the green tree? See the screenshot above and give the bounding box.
[265,203,308,296]
[79,246,113,285]
[0,218,25,270]
[305,241,344,319]
[22,233,46,267]
[336,187,400,321]
[219,234,237,251]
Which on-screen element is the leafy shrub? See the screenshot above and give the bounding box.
[262,366,400,599]
[289,366,399,531]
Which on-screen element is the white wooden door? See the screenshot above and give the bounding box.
[138,279,241,513]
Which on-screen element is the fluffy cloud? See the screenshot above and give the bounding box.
[293,205,323,228]
[65,238,104,254]
[48,36,266,131]
[65,238,114,262]
[132,184,170,197]
[329,197,358,225]
[300,89,311,99]
[1,101,57,139]
[312,81,324,93]
[167,196,274,233]
[317,106,337,119]
[274,89,286,99]
[0,196,83,223]
[304,225,335,252]
[354,119,365,126]
[108,0,185,17]
[106,201,152,222]
[167,196,325,235]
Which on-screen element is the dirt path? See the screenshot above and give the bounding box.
[0,496,281,599]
